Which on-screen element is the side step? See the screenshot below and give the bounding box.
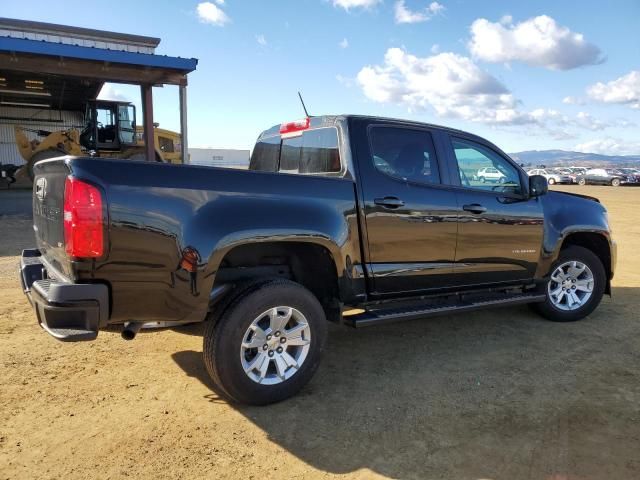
[343,293,546,328]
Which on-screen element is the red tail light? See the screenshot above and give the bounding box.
[280,117,310,136]
[63,177,104,258]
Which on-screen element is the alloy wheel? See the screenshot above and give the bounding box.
[240,307,311,385]
[548,260,594,311]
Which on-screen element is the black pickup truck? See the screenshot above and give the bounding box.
[21,115,616,405]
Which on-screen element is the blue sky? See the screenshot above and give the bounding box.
[3,0,639,154]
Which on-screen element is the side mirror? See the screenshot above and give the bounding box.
[529,175,548,197]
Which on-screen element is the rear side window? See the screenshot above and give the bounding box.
[250,127,341,175]
[369,126,440,185]
[250,136,280,171]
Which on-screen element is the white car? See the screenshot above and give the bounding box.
[476,167,505,183]
[527,168,573,185]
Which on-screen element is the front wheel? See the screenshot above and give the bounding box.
[547,177,556,185]
[578,178,586,186]
[479,176,486,183]
[611,178,621,187]
[203,279,327,405]
[531,246,606,322]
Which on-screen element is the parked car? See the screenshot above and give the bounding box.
[476,166,505,183]
[527,168,573,185]
[618,168,640,183]
[21,115,616,405]
[576,168,636,186]
[568,167,588,176]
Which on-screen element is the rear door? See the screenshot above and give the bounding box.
[444,135,544,286]
[351,119,458,295]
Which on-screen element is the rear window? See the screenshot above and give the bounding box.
[250,136,281,172]
[250,127,341,175]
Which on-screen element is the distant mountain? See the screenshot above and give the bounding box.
[508,150,640,167]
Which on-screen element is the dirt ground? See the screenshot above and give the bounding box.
[1,186,639,480]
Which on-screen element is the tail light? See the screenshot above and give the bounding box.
[63,177,104,258]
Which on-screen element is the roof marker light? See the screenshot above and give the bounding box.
[279,117,310,136]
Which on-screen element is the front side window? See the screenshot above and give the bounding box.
[369,126,440,185]
[452,138,522,195]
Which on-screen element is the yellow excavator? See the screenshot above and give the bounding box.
[14,100,183,180]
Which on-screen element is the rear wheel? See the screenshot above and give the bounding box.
[547,177,556,185]
[578,178,586,186]
[532,246,606,322]
[203,279,328,405]
[611,178,621,187]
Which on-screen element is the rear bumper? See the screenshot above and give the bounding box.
[20,249,109,341]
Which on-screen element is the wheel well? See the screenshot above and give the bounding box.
[561,232,611,280]
[214,242,341,316]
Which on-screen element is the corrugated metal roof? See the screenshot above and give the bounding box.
[0,17,160,51]
[0,36,197,72]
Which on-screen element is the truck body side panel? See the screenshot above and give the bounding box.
[38,158,362,324]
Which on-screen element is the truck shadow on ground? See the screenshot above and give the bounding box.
[172,288,639,479]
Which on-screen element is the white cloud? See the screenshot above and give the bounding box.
[332,0,381,10]
[339,38,349,49]
[587,70,640,109]
[394,1,444,24]
[256,34,267,46]
[97,83,132,102]
[356,47,538,125]
[562,96,585,105]
[573,111,607,131]
[336,74,355,87]
[355,47,634,135]
[468,15,603,70]
[196,1,230,26]
[574,137,640,156]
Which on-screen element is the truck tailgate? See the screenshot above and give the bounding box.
[32,158,73,280]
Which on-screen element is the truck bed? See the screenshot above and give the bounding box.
[31,156,361,325]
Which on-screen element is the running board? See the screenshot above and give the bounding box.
[343,293,546,328]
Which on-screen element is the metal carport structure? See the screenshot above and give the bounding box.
[0,18,197,166]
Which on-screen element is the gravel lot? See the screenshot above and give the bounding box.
[1,186,639,480]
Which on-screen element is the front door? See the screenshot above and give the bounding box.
[446,135,544,286]
[355,122,459,295]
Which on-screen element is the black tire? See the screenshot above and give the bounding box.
[203,279,328,405]
[578,178,586,186]
[611,178,621,187]
[548,177,556,185]
[532,246,606,322]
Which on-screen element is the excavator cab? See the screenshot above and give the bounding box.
[80,100,137,151]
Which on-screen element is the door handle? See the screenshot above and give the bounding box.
[462,203,487,214]
[374,196,405,209]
